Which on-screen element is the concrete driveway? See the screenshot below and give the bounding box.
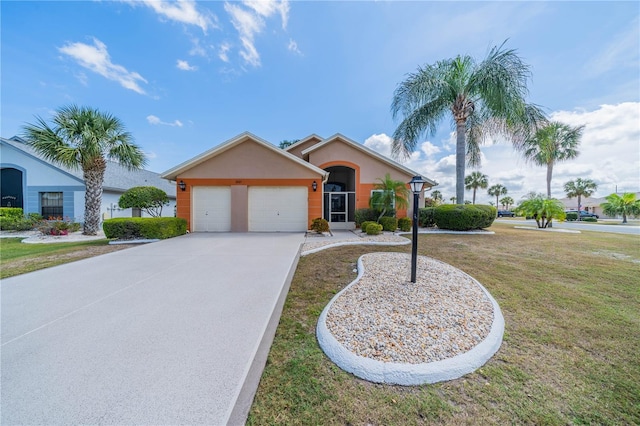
[1,232,305,425]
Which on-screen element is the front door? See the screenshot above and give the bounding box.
[324,191,355,230]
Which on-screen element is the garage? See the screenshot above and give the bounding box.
[248,187,308,232]
[192,186,231,232]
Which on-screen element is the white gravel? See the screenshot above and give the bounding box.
[301,232,410,254]
[324,252,494,365]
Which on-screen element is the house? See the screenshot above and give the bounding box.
[560,192,640,218]
[161,132,436,232]
[0,136,176,222]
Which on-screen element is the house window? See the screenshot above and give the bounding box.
[41,192,63,218]
[370,190,395,209]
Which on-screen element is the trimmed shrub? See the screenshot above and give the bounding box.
[379,216,398,232]
[360,221,376,234]
[434,205,496,231]
[565,211,578,221]
[355,208,396,227]
[418,207,436,227]
[103,217,187,240]
[473,205,497,229]
[365,223,383,235]
[310,217,330,233]
[398,217,412,232]
[0,207,24,220]
[582,217,597,222]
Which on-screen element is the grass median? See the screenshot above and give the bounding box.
[248,222,640,425]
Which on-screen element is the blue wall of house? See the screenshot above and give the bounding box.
[27,186,84,218]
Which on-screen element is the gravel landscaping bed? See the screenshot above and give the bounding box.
[324,252,494,364]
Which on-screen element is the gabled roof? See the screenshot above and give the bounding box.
[1,136,175,196]
[161,131,329,180]
[284,134,324,152]
[301,133,437,186]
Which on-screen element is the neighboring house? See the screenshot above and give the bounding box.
[0,136,176,222]
[560,192,640,218]
[161,132,436,232]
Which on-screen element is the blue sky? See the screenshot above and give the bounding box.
[2,1,639,204]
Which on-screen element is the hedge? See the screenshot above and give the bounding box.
[398,217,412,232]
[0,207,24,220]
[418,207,436,227]
[433,204,496,231]
[565,212,578,221]
[103,217,187,240]
[355,208,396,227]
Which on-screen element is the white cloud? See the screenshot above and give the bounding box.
[224,0,290,67]
[176,59,197,71]
[189,38,208,57]
[147,115,183,127]
[58,38,147,94]
[288,38,302,55]
[218,42,231,62]
[125,0,216,33]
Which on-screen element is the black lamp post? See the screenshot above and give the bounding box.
[409,175,426,283]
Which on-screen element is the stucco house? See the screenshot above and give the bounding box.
[0,136,176,222]
[161,132,436,232]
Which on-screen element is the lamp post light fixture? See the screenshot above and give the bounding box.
[409,175,427,283]
[178,180,186,192]
[312,180,318,192]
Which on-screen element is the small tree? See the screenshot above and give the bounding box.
[515,195,566,228]
[118,186,169,217]
[430,190,443,205]
[278,139,299,149]
[600,193,640,224]
[369,173,409,222]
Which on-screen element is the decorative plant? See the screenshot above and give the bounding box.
[369,173,409,222]
[515,196,566,228]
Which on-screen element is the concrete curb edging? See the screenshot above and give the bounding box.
[316,254,505,385]
[301,239,411,256]
[514,226,581,234]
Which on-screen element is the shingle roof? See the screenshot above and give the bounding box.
[2,136,175,197]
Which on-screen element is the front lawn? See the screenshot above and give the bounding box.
[248,223,640,425]
[0,238,133,279]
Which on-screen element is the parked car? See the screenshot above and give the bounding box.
[565,210,599,219]
[497,210,516,217]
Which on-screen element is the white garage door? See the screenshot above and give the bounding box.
[192,186,231,232]
[248,187,308,232]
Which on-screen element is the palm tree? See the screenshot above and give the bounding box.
[600,192,640,224]
[564,178,598,213]
[431,190,443,205]
[522,121,583,197]
[515,195,566,228]
[465,171,488,204]
[500,196,514,210]
[488,184,507,209]
[449,196,456,204]
[369,173,410,222]
[22,105,146,235]
[391,41,544,204]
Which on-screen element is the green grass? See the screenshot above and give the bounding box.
[248,223,640,425]
[0,237,123,279]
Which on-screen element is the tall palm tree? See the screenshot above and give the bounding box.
[391,41,544,204]
[488,184,507,208]
[465,171,488,204]
[22,105,146,235]
[431,190,443,205]
[522,121,583,197]
[369,173,410,222]
[600,192,640,224]
[564,178,598,213]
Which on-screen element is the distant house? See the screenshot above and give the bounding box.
[0,136,176,222]
[161,132,436,232]
[559,192,640,218]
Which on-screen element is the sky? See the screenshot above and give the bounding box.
[2,0,639,205]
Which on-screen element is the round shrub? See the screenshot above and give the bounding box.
[473,205,497,228]
[379,216,398,232]
[434,205,496,231]
[365,223,383,235]
[310,217,330,233]
[419,207,436,227]
[360,221,376,233]
[565,212,578,221]
[398,217,412,232]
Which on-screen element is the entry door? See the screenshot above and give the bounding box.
[330,194,346,223]
[324,192,355,230]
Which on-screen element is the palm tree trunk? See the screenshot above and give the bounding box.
[456,120,466,204]
[83,161,106,235]
[472,189,476,204]
[546,163,553,198]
